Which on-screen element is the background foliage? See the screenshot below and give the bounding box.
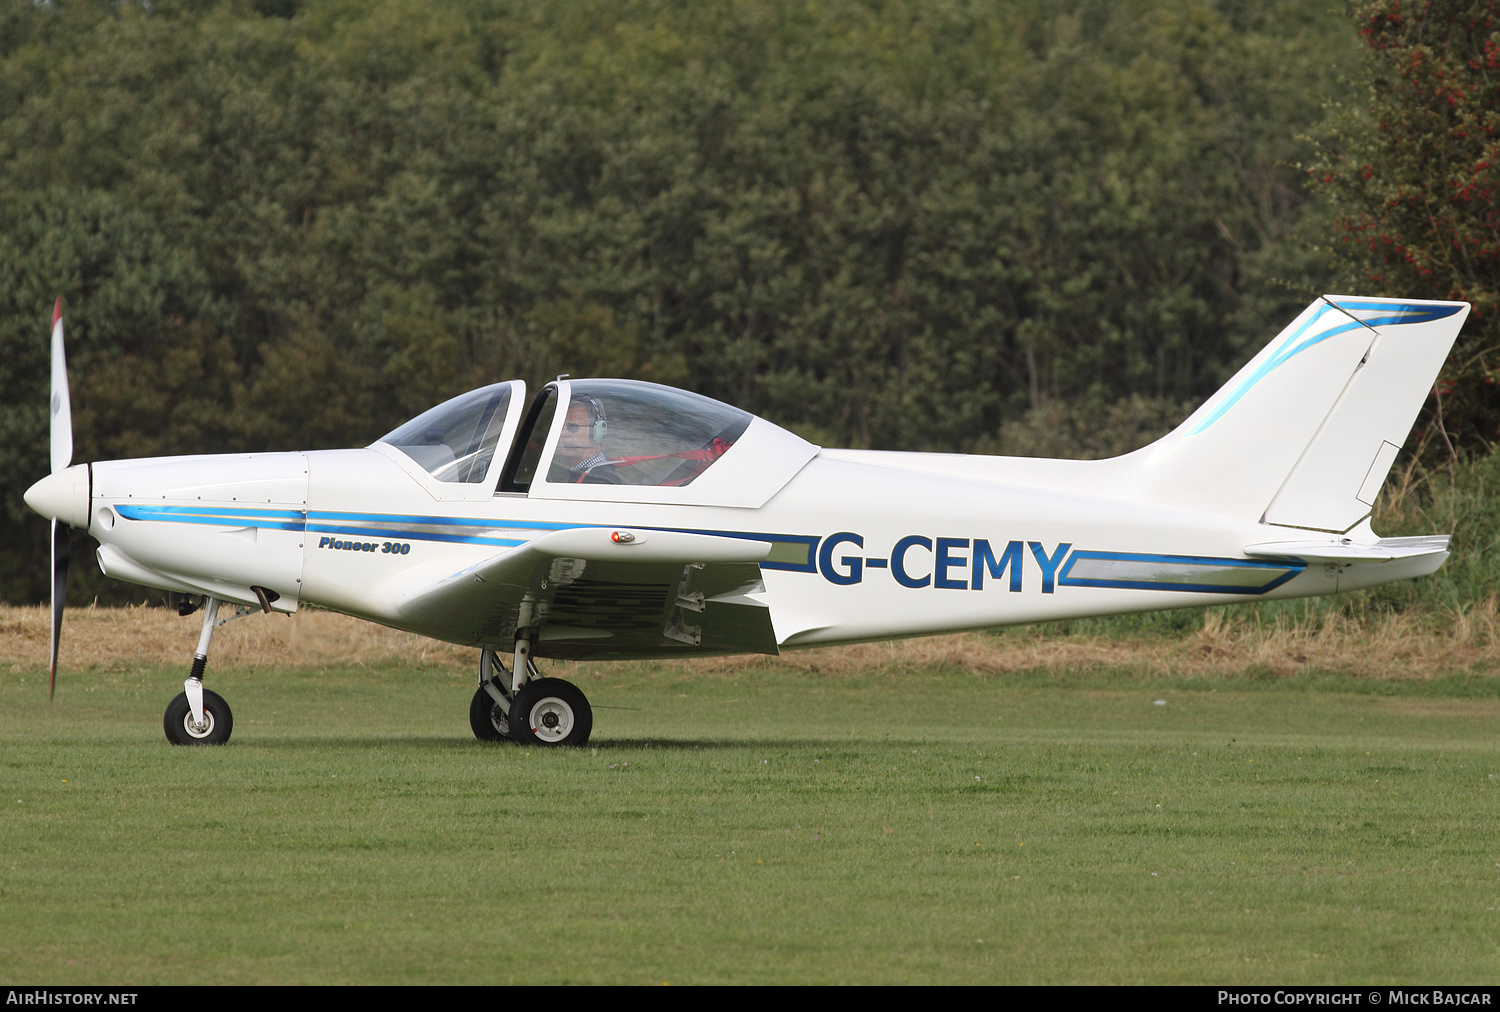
[0,0,1455,606]
[1313,0,1500,455]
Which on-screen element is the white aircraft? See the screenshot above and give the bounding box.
[25,295,1467,747]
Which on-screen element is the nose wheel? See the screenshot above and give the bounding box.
[163,688,233,745]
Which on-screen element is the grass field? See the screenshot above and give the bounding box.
[3,609,1500,984]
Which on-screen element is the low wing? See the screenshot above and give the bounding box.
[391,527,779,659]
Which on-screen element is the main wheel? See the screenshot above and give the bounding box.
[469,684,512,741]
[510,678,592,747]
[163,689,233,745]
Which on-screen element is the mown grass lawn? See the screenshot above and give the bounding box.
[3,660,1499,984]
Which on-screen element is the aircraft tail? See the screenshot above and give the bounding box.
[1116,295,1469,532]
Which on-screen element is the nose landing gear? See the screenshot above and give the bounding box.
[162,595,249,746]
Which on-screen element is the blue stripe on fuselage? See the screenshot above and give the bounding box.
[113,503,816,563]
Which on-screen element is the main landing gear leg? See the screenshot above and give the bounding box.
[470,646,515,741]
[506,631,593,747]
[163,596,234,745]
[469,631,593,747]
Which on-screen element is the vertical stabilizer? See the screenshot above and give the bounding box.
[1262,297,1469,531]
[1116,296,1467,526]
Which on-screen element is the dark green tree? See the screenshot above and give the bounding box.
[1312,0,1500,452]
[0,0,1362,603]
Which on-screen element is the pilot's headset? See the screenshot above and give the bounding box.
[575,392,608,443]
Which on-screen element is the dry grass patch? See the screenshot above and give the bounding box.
[5,600,1499,681]
[686,602,1500,681]
[0,603,473,673]
[1176,602,1500,679]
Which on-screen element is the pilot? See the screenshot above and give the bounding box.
[554,393,621,484]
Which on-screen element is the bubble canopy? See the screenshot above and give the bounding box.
[378,382,516,484]
[539,379,751,488]
[380,377,819,508]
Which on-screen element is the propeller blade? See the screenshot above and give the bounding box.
[50,518,69,700]
[47,298,72,699]
[50,297,72,475]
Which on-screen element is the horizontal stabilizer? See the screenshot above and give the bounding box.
[1243,535,1449,563]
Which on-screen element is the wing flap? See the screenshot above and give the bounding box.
[390,527,776,654]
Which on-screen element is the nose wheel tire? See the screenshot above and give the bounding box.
[163,689,233,745]
[510,678,592,747]
[469,685,512,741]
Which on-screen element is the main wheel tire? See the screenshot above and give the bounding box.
[163,689,233,745]
[510,678,592,747]
[469,685,512,741]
